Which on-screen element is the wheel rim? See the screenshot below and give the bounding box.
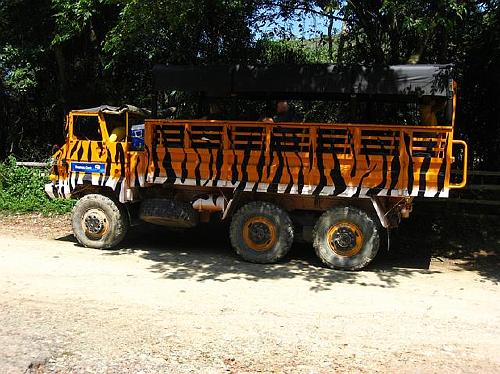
[242,216,277,252]
[81,208,109,240]
[326,221,363,257]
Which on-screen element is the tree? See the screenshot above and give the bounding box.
[0,0,498,170]
[255,0,500,169]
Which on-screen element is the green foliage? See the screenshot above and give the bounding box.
[256,38,332,64]
[0,45,39,93]
[0,157,74,215]
[52,0,101,45]
[100,0,256,103]
[0,0,499,169]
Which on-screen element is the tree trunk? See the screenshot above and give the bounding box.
[336,4,351,66]
[54,45,68,113]
[348,0,385,64]
[327,14,334,62]
[0,83,8,159]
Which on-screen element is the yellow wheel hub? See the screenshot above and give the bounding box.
[82,208,109,240]
[327,221,363,257]
[242,216,277,252]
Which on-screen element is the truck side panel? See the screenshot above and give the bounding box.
[138,120,453,199]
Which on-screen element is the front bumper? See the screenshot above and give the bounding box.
[45,181,71,200]
[44,182,57,199]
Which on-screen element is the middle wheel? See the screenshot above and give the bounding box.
[230,201,294,264]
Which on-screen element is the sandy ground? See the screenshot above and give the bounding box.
[0,209,499,373]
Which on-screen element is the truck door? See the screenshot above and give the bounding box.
[102,112,128,190]
[68,113,108,179]
[68,112,128,193]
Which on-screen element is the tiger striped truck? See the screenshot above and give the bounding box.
[45,64,468,270]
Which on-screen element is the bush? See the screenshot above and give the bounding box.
[0,156,74,214]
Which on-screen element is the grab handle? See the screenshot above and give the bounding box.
[449,140,468,189]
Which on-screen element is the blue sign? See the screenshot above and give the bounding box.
[130,124,145,151]
[71,162,106,174]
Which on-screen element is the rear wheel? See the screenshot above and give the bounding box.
[313,206,379,270]
[230,201,294,263]
[72,194,129,249]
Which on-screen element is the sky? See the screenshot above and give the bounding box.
[254,8,343,40]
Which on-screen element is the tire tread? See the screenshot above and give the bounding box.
[312,206,379,271]
[72,194,128,249]
[230,201,294,264]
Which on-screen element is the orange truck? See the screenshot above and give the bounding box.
[45,64,467,270]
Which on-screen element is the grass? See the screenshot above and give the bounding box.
[0,156,74,215]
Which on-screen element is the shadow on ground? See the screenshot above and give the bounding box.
[58,200,500,290]
[392,200,500,284]
[106,224,438,291]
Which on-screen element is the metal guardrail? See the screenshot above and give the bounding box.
[452,170,500,191]
[462,171,500,191]
[447,170,500,207]
[16,162,49,168]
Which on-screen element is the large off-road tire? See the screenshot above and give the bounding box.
[230,201,294,264]
[313,206,380,270]
[139,199,198,228]
[72,194,129,249]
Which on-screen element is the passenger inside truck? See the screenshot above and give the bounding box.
[420,96,447,126]
[104,113,126,142]
[200,102,227,120]
[260,101,299,123]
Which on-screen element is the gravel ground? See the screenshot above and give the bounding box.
[0,208,499,373]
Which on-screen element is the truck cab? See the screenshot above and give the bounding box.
[46,105,148,202]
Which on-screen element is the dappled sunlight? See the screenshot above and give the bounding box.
[53,201,500,290]
[393,201,500,284]
[100,222,442,292]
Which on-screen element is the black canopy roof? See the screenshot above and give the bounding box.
[153,64,453,100]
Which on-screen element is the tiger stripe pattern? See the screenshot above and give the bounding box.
[135,120,453,199]
[47,119,455,203]
[46,140,129,202]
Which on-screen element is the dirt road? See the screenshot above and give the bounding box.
[1,212,499,373]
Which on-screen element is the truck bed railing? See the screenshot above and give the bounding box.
[143,119,459,199]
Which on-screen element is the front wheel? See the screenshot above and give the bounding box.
[230,201,294,263]
[313,206,380,270]
[72,194,129,249]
